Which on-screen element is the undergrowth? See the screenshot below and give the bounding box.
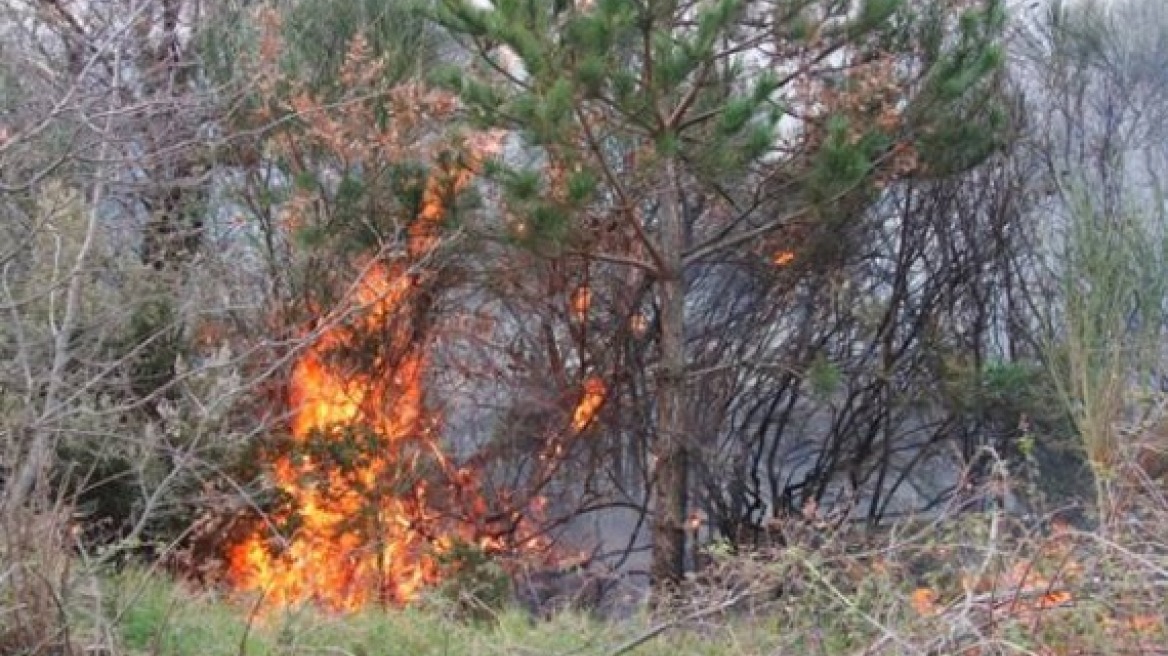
[70,494,1166,656]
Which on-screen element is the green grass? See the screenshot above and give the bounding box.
[110,571,269,656]
[63,509,1168,655]
[102,570,789,656]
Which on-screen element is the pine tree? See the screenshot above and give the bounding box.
[432,0,1006,585]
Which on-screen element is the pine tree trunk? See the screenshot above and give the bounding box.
[651,159,688,584]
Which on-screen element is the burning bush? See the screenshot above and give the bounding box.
[223,251,542,609]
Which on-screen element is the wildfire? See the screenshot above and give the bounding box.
[225,262,454,610]
[225,138,526,611]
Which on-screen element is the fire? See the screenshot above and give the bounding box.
[225,262,455,610]
[569,286,592,323]
[225,139,527,611]
[910,587,940,616]
[571,376,606,432]
[773,250,796,266]
[910,560,1075,621]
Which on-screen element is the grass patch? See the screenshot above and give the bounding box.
[101,570,788,655]
[70,500,1168,655]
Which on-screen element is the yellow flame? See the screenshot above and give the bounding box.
[226,137,515,611]
[569,286,592,322]
[571,376,606,432]
[910,588,940,616]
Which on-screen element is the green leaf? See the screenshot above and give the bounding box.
[294,171,318,191]
[509,94,539,123]
[434,0,491,37]
[807,353,842,400]
[543,78,575,125]
[295,224,327,248]
[462,79,503,112]
[751,71,780,104]
[741,123,776,161]
[336,175,364,207]
[505,169,542,202]
[597,0,628,17]
[695,0,742,54]
[564,15,610,53]
[718,97,754,135]
[529,203,570,243]
[807,116,874,203]
[656,130,681,157]
[575,56,608,95]
[480,157,508,179]
[566,170,597,203]
[845,0,901,39]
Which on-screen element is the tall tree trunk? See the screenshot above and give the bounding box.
[651,158,688,584]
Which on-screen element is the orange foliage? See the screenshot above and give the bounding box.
[791,50,920,181]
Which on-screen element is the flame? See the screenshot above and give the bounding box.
[629,312,649,336]
[1035,590,1072,609]
[225,262,450,610]
[910,588,940,616]
[569,286,592,323]
[571,376,606,432]
[773,250,796,266]
[686,510,704,533]
[225,140,526,611]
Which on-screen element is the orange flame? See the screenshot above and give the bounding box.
[910,587,940,616]
[226,139,526,611]
[569,286,592,323]
[571,376,606,432]
[225,263,449,610]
